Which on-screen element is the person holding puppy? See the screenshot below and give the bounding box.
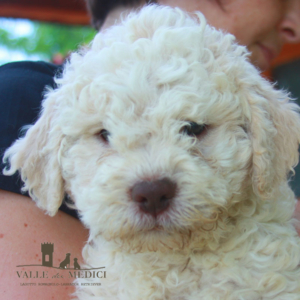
[1,1,300,299]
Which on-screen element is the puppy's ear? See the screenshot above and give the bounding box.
[3,93,64,216]
[247,81,300,199]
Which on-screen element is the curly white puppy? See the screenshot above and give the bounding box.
[4,5,300,300]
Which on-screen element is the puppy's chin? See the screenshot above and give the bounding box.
[100,228,193,254]
[96,216,221,254]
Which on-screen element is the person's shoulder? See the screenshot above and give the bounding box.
[0,61,63,198]
[0,60,62,77]
[0,60,63,100]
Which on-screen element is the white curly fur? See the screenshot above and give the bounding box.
[3,5,300,299]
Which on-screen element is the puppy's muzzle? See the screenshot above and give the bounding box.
[131,178,177,217]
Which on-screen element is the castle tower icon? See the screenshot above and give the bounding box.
[41,243,54,267]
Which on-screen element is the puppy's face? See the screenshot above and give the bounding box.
[4,6,300,252]
[59,58,251,248]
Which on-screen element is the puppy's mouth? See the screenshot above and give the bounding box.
[133,213,170,233]
[148,224,164,232]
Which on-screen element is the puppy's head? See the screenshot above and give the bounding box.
[4,6,300,251]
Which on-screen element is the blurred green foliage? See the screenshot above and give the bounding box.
[0,21,96,60]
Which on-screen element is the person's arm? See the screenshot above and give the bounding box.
[0,189,88,300]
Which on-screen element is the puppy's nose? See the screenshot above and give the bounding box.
[131,178,176,217]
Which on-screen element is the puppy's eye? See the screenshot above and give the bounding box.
[181,122,207,137]
[96,129,111,143]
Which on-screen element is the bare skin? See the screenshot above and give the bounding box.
[0,190,89,300]
[103,0,300,70]
[158,0,300,70]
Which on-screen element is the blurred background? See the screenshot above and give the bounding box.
[1,0,300,196]
[0,18,95,65]
[0,0,96,65]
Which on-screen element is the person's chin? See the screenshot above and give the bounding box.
[249,45,274,72]
[256,57,270,72]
